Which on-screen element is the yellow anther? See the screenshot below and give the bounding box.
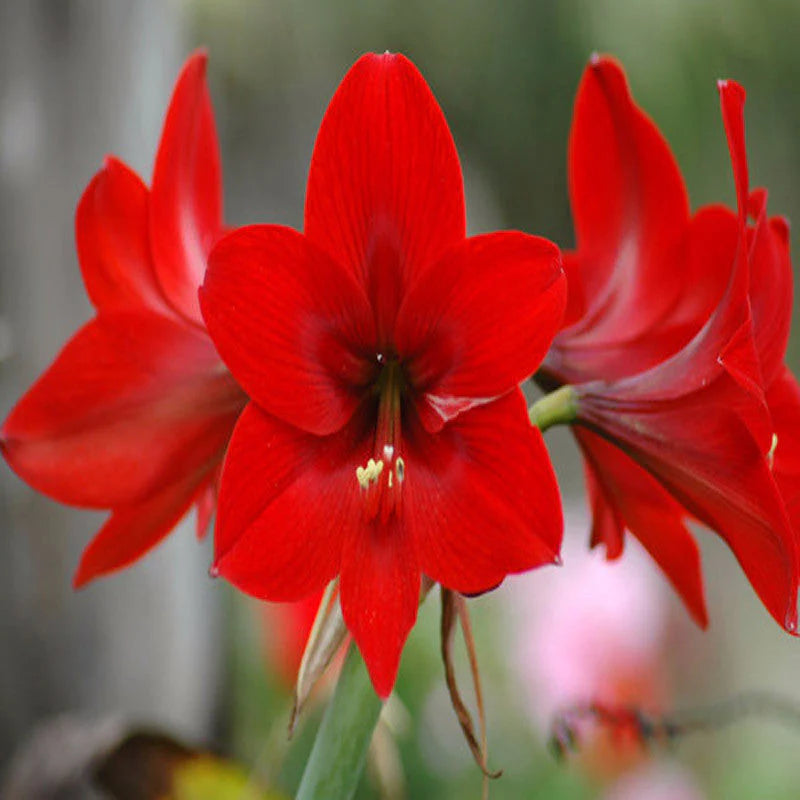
[395,457,405,484]
[356,457,384,489]
[768,433,779,469]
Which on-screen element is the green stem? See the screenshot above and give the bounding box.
[295,644,383,800]
[528,385,578,432]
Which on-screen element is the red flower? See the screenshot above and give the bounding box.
[200,52,566,697]
[0,52,246,586]
[539,56,799,632]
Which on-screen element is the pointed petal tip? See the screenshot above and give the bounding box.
[586,52,621,76]
[774,215,791,236]
[354,631,404,701]
[354,50,400,71]
[718,78,746,103]
[693,605,710,631]
[353,640,397,700]
[98,155,138,185]
[371,677,393,702]
[72,562,93,590]
[184,48,209,75]
[784,605,799,636]
[101,154,118,172]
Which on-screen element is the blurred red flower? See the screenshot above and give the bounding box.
[200,52,567,697]
[0,52,246,586]
[539,56,799,633]
[261,593,326,689]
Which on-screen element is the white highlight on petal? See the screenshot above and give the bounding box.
[424,392,496,426]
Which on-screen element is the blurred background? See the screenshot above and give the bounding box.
[1,0,800,797]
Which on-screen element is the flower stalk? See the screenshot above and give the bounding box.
[528,385,578,432]
[295,644,383,800]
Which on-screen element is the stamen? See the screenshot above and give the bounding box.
[357,359,407,521]
[768,433,779,469]
[356,458,384,489]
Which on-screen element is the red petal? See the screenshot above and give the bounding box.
[304,52,465,339]
[395,232,565,429]
[560,251,587,329]
[73,467,212,587]
[565,55,689,344]
[408,389,562,594]
[666,205,736,332]
[150,51,223,324]
[195,469,218,540]
[768,369,800,526]
[584,205,736,382]
[213,403,369,601]
[76,157,169,314]
[339,514,420,699]
[716,81,792,387]
[748,192,793,386]
[200,225,376,436]
[1,312,242,507]
[577,428,708,627]
[585,458,624,558]
[718,80,748,222]
[576,390,797,632]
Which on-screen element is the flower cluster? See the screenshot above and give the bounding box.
[2,49,798,700]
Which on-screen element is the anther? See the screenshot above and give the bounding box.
[356,458,384,489]
[768,433,779,469]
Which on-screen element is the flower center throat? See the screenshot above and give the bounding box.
[355,357,405,522]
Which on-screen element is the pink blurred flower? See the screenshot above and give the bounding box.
[506,510,702,780]
[508,512,670,729]
[601,762,706,800]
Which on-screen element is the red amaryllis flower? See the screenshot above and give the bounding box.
[538,56,799,632]
[0,52,246,586]
[200,52,566,697]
